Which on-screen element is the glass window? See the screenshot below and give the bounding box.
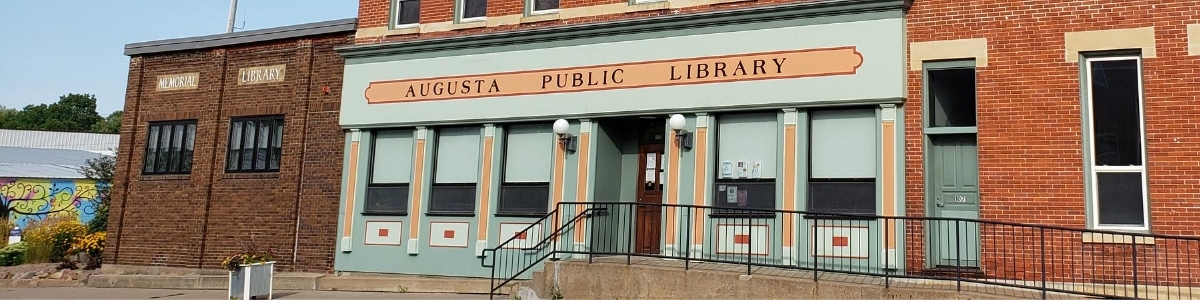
[1085,57,1147,228]
[808,108,877,215]
[366,130,414,215]
[429,126,481,214]
[498,124,553,215]
[142,120,197,175]
[227,115,284,173]
[927,68,977,127]
[712,112,777,215]
[461,0,486,20]
[393,0,420,26]
[532,0,558,12]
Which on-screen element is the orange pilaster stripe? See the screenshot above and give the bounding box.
[573,133,591,243]
[551,139,565,239]
[477,137,494,240]
[882,121,896,250]
[692,127,708,245]
[783,124,797,247]
[343,141,360,238]
[409,139,427,238]
[666,129,679,246]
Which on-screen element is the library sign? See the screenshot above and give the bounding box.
[363,46,864,104]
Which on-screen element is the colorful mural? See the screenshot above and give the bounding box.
[0,178,103,229]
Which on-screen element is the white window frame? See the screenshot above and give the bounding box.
[391,0,419,29]
[457,0,487,23]
[1084,55,1150,231]
[528,0,559,15]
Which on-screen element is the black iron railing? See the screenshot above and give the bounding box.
[482,202,1200,299]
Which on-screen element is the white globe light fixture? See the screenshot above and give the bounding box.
[668,114,693,151]
[552,119,577,153]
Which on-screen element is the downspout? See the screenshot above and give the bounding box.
[113,56,146,263]
[292,38,318,269]
[198,49,230,269]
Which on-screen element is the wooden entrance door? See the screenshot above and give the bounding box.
[635,143,665,254]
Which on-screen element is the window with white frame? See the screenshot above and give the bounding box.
[365,130,414,215]
[429,126,481,215]
[530,0,558,13]
[459,0,486,21]
[497,124,554,215]
[1084,55,1148,229]
[392,0,420,27]
[808,108,877,215]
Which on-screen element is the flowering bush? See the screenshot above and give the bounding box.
[69,231,105,269]
[220,240,275,271]
[22,215,86,264]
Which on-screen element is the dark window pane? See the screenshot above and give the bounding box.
[366,185,410,214]
[1097,172,1145,226]
[242,120,256,170]
[271,119,283,170]
[712,180,775,214]
[429,185,477,213]
[398,0,420,24]
[534,0,557,11]
[170,124,184,172]
[228,122,242,171]
[808,180,876,215]
[157,126,172,173]
[256,120,270,170]
[183,124,196,172]
[144,126,160,173]
[1090,59,1142,167]
[498,184,550,215]
[463,0,486,19]
[928,68,977,127]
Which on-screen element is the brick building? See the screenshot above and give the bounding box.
[106,19,355,272]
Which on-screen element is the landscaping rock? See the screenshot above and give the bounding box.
[35,271,49,279]
[0,272,11,279]
[17,272,35,279]
[51,270,64,279]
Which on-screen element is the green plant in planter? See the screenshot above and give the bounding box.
[220,239,275,271]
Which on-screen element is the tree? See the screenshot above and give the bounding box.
[0,93,104,133]
[78,150,116,234]
[90,111,122,134]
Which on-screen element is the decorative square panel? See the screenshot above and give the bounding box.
[716,224,768,256]
[429,222,470,248]
[364,221,403,246]
[811,226,869,258]
[498,223,543,249]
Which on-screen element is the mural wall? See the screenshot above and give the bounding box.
[0,178,103,229]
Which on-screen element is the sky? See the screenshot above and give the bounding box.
[0,0,358,115]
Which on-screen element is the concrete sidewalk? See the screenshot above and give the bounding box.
[0,287,491,299]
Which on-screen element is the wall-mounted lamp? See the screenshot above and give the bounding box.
[553,119,577,153]
[668,114,693,151]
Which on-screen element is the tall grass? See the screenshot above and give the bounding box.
[0,221,11,247]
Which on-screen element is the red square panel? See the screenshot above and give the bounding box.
[832,236,849,247]
[377,228,389,237]
[443,230,455,239]
[733,234,750,245]
[514,232,527,240]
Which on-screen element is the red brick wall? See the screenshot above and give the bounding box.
[354,0,824,44]
[905,0,1200,285]
[107,33,353,273]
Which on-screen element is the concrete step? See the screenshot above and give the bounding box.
[85,273,322,290]
[319,274,521,295]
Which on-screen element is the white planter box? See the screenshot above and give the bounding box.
[228,261,274,300]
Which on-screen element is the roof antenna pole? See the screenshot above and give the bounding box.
[226,0,239,33]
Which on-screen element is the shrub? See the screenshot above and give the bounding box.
[0,242,25,266]
[22,215,86,264]
[69,231,104,269]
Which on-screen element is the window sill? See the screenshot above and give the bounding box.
[426,212,476,217]
[453,18,487,30]
[627,1,670,12]
[386,24,421,36]
[139,174,191,181]
[362,212,409,216]
[495,213,549,218]
[1082,231,1155,245]
[709,0,755,4]
[802,214,877,221]
[521,12,560,24]
[223,172,280,180]
[709,213,776,219]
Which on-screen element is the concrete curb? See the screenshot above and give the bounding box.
[0,279,86,288]
[85,274,322,291]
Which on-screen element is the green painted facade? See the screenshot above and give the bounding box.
[335,0,911,279]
